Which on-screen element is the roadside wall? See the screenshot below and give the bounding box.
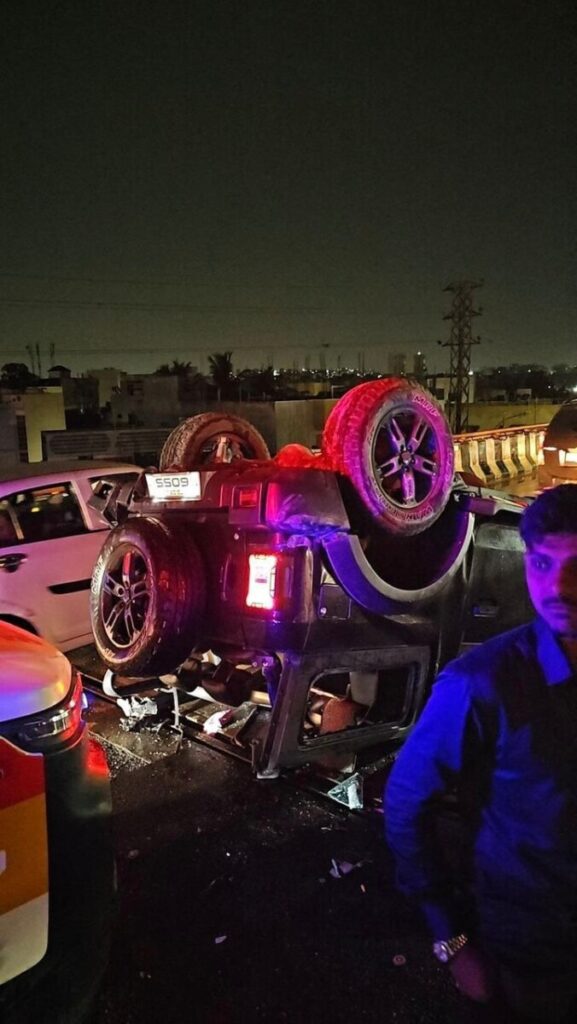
[40,398,565,466]
[468,402,561,431]
[0,405,19,465]
[274,399,336,450]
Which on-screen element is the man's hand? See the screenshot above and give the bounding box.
[449,944,495,1003]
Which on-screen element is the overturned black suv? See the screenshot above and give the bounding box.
[89,379,531,792]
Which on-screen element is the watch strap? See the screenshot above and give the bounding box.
[433,933,468,962]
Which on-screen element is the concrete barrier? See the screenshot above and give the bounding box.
[537,431,545,465]
[484,437,502,479]
[454,424,547,482]
[500,436,517,477]
[465,438,488,482]
[527,430,541,466]
[515,433,534,473]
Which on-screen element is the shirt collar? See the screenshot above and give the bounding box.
[535,616,575,686]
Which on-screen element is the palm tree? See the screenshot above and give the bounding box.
[154,359,193,377]
[208,351,234,401]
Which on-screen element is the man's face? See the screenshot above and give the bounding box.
[525,533,577,638]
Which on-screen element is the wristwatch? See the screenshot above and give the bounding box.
[432,934,468,963]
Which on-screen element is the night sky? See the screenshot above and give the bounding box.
[1,0,575,376]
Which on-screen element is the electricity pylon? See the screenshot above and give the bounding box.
[438,279,483,433]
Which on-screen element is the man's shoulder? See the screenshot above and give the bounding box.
[441,622,537,694]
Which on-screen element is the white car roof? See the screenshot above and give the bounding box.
[0,460,139,491]
[0,622,72,721]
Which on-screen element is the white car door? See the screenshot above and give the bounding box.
[0,481,108,649]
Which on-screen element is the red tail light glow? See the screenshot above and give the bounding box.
[246,554,278,609]
[235,486,260,509]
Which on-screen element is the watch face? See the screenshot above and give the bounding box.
[433,941,451,963]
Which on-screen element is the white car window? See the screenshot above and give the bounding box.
[0,505,19,544]
[3,484,87,545]
[88,472,139,490]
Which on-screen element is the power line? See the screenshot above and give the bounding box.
[0,297,324,313]
[0,271,345,290]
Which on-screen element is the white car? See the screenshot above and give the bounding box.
[0,460,140,651]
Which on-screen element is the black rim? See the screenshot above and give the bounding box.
[100,546,151,648]
[371,407,441,508]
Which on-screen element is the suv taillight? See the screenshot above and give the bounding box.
[246,552,294,611]
[16,672,84,750]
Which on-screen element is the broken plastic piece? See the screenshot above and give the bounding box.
[117,695,158,730]
[203,710,234,735]
[202,703,257,742]
[329,858,362,879]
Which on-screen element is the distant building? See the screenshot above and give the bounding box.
[1,387,66,462]
[110,374,183,428]
[47,366,99,416]
[0,404,19,465]
[515,388,532,402]
[87,367,127,407]
[388,352,407,376]
[424,374,451,406]
[413,351,427,376]
[424,373,476,410]
[47,364,72,380]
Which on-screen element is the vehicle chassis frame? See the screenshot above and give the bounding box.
[251,643,430,778]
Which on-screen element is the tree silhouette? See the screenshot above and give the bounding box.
[237,365,276,400]
[154,359,193,377]
[1,362,40,388]
[208,351,234,400]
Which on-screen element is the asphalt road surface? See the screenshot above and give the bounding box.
[85,695,466,1024]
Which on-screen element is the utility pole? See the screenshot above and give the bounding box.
[25,344,36,375]
[438,279,483,433]
[319,342,330,375]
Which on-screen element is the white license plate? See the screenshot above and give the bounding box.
[145,472,202,500]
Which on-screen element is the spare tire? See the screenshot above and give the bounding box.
[322,379,454,535]
[159,413,270,469]
[91,517,206,677]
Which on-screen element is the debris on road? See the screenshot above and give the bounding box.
[328,857,364,879]
[117,695,159,730]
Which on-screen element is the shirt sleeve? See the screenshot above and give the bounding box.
[384,668,486,940]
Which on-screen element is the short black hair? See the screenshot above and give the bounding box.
[520,484,577,547]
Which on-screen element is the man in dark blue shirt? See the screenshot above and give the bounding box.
[385,484,577,1023]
